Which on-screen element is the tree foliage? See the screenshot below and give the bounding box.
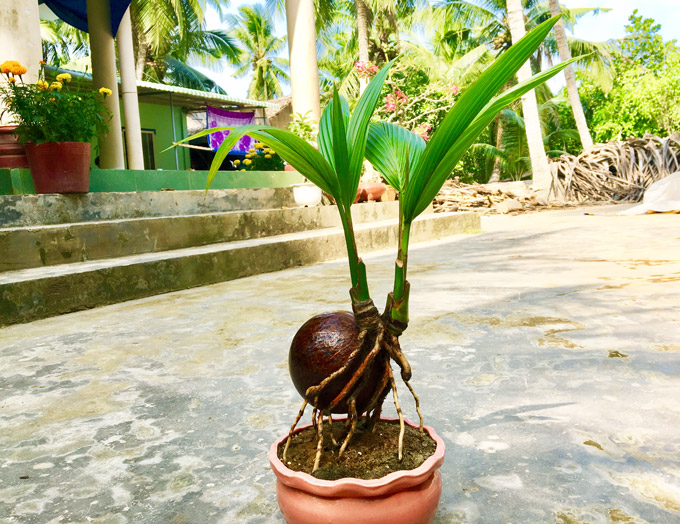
[578,10,680,142]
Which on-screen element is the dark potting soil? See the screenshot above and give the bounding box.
[278,419,436,480]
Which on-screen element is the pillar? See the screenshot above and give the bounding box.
[284,0,321,122]
[0,0,42,123]
[116,8,145,169]
[86,0,125,169]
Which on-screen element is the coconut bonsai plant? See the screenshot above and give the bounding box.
[178,14,576,523]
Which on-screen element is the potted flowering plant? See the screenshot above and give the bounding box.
[0,61,111,194]
[177,16,575,523]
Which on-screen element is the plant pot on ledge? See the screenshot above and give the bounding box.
[269,418,446,524]
[0,125,28,168]
[25,142,91,194]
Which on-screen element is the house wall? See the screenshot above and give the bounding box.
[119,101,191,171]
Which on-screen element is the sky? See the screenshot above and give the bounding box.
[195,0,680,100]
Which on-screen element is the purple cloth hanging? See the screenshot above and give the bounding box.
[206,106,255,153]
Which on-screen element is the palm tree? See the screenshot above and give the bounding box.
[130,0,240,92]
[548,0,592,150]
[506,0,550,188]
[227,4,289,100]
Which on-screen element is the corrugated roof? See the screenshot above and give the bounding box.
[135,81,279,110]
[44,65,278,110]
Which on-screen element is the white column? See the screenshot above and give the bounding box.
[284,0,321,122]
[0,0,42,123]
[86,0,125,169]
[116,8,145,169]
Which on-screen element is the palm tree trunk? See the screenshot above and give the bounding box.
[489,113,503,183]
[356,0,371,94]
[135,41,148,80]
[506,0,551,189]
[549,0,593,151]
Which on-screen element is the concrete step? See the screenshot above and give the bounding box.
[0,211,479,326]
[0,201,402,272]
[0,188,301,228]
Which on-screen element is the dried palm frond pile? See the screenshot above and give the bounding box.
[434,179,565,214]
[550,134,680,202]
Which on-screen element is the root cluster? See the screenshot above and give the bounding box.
[283,289,423,474]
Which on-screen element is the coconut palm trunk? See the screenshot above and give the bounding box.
[356,0,372,94]
[548,0,593,151]
[506,0,551,189]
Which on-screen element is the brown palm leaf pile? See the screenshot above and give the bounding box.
[550,134,680,203]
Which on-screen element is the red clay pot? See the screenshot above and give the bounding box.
[269,418,446,524]
[25,142,91,194]
[355,182,387,203]
[0,125,28,169]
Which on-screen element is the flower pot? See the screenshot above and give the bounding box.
[0,125,28,169]
[25,142,91,194]
[269,418,446,524]
[355,182,387,203]
[293,183,322,207]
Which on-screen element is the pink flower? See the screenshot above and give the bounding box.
[383,89,409,113]
[414,123,431,141]
[449,84,459,95]
[355,60,380,79]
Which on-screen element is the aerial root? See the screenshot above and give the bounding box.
[385,361,405,461]
[328,412,338,447]
[404,379,424,433]
[312,410,324,474]
[328,327,384,411]
[338,397,358,458]
[283,398,308,461]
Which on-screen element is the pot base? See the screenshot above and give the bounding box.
[276,469,441,524]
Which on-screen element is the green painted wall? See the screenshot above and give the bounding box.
[119,101,191,171]
[0,168,304,194]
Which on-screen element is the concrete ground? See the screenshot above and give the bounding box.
[0,205,679,524]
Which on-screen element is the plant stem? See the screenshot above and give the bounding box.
[339,204,371,302]
[391,197,411,324]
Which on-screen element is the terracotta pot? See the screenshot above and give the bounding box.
[355,182,387,203]
[25,142,91,194]
[0,125,28,169]
[269,418,445,524]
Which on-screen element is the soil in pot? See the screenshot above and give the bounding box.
[278,419,436,480]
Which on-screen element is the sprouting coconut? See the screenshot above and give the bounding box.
[178,14,577,477]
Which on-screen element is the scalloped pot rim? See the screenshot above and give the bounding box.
[268,417,446,498]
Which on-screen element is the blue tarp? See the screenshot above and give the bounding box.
[40,0,132,35]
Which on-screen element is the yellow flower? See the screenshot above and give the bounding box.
[243,159,252,166]
[36,80,49,91]
[248,148,255,153]
[255,142,264,149]
[49,97,56,102]
[233,159,241,166]
[1,61,26,76]
[49,81,63,91]
[264,154,272,159]
[99,87,112,97]
[240,168,246,171]
[7,77,16,83]
[56,72,72,83]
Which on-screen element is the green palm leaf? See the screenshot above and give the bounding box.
[408,53,581,218]
[366,122,425,192]
[401,14,565,221]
